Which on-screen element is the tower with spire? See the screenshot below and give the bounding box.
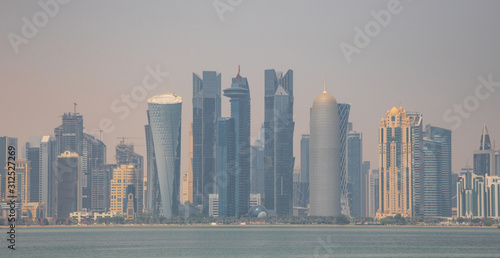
[473,124,497,176]
[222,66,251,217]
[309,75,342,216]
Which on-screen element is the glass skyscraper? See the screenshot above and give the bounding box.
[25,137,41,203]
[54,112,83,156]
[473,125,496,176]
[347,126,362,217]
[82,133,106,211]
[40,135,56,217]
[369,169,379,218]
[338,103,351,216]
[217,117,235,217]
[420,125,452,218]
[91,164,116,212]
[408,112,423,217]
[145,121,159,215]
[263,69,294,216]
[223,67,251,217]
[56,151,82,218]
[294,134,309,208]
[250,135,265,197]
[361,161,370,217]
[146,93,182,218]
[192,71,221,214]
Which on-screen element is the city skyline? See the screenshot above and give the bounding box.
[2,2,500,256]
[2,1,500,175]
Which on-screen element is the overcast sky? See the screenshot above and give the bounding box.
[1,0,499,173]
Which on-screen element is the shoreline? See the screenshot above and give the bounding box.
[1,224,497,229]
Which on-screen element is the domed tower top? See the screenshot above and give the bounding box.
[313,74,337,105]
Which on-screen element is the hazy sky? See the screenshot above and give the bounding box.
[1,0,500,173]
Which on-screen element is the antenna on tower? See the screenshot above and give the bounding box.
[323,73,326,93]
[74,103,77,114]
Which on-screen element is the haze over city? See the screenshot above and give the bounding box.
[1,0,500,180]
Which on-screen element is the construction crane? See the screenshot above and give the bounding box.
[116,137,143,145]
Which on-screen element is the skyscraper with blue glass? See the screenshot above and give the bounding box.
[347,125,363,217]
[338,103,351,215]
[223,66,251,217]
[473,125,496,176]
[217,117,235,217]
[420,125,452,217]
[192,71,221,214]
[263,69,294,216]
[146,93,182,218]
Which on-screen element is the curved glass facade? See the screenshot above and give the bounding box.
[147,94,182,218]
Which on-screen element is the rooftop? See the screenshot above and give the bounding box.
[148,93,182,104]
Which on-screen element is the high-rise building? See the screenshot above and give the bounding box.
[377,107,419,218]
[209,193,262,218]
[25,137,41,203]
[457,171,485,218]
[223,66,251,217]
[263,69,294,216]
[496,150,500,176]
[82,133,106,211]
[180,123,194,205]
[309,81,341,216]
[361,161,370,217]
[421,139,442,217]
[125,185,136,219]
[460,166,473,175]
[420,125,452,217]
[56,151,82,218]
[208,193,219,217]
[368,169,379,218]
[110,164,142,216]
[144,122,156,214]
[485,175,500,218]
[407,112,423,218]
[347,126,362,217]
[337,103,351,216]
[115,141,143,214]
[451,173,458,217]
[473,125,496,176]
[54,112,83,155]
[250,137,265,197]
[40,135,56,217]
[1,136,18,199]
[91,164,116,212]
[457,171,500,218]
[217,117,235,218]
[3,159,30,204]
[192,71,221,214]
[294,134,310,208]
[146,93,182,218]
[180,172,193,205]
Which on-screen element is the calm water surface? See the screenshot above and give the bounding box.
[4,226,500,257]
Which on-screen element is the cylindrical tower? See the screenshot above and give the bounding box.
[309,89,341,216]
[147,93,182,218]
